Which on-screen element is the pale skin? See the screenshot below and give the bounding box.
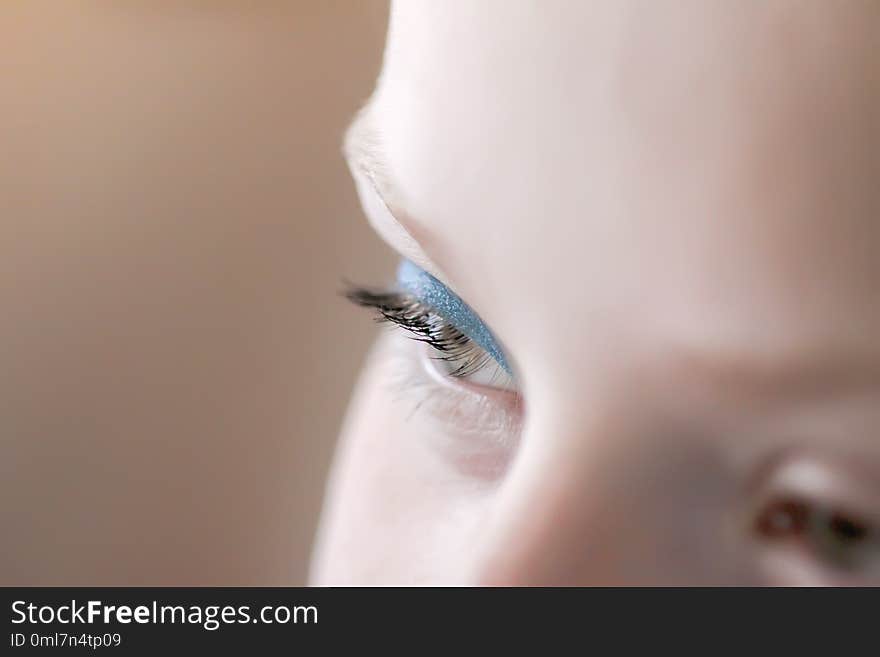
[311,1,880,585]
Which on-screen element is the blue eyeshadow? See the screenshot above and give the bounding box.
[396,259,511,374]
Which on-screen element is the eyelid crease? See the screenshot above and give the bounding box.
[396,259,511,375]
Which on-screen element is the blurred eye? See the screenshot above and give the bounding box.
[752,456,880,582]
[755,497,878,574]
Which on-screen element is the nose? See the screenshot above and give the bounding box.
[468,412,745,586]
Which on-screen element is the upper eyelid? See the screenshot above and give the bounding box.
[396,260,511,375]
[344,111,512,375]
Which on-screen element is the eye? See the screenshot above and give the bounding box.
[755,497,878,574]
[752,456,880,582]
[345,260,515,392]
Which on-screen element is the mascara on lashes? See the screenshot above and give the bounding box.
[396,260,511,375]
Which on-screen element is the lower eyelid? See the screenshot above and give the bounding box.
[382,334,522,471]
[423,344,517,393]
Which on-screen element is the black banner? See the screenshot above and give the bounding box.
[1,587,872,652]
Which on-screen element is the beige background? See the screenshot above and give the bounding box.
[1,2,391,585]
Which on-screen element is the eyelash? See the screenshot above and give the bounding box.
[345,286,494,378]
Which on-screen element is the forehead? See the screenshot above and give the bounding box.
[366,2,880,374]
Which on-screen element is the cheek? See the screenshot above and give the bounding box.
[310,335,497,585]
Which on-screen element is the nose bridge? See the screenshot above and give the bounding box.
[468,411,633,586]
[467,409,734,586]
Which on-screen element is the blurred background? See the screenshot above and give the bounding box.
[1,2,391,585]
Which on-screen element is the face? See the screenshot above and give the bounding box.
[311,1,880,585]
